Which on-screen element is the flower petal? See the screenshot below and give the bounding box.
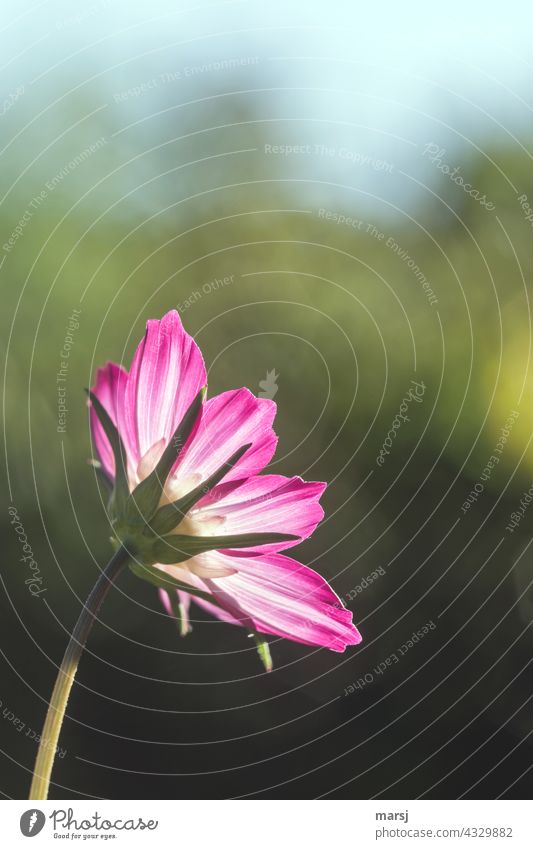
[90,362,137,481]
[168,551,362,652]
[196,475,326,553]
[126,310,207,457]
[174,388,277,483]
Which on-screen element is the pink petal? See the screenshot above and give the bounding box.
[185,593,243,627]
[89,362,138,481]
[167,551,362,652]
[155,564,243,626]
[175,388,277,483]
[197,475,326,554]
[126,310,207,458]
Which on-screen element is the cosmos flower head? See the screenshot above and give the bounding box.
[89,310,361,667]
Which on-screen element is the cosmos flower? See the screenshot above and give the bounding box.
[89,310,361,665]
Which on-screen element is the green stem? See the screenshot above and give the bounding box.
[29,544,131,800]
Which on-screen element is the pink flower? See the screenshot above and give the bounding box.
[90,310,361,661]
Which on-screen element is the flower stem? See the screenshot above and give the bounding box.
[29,544,132,800]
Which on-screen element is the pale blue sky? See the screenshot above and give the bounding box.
[2,1,532,218]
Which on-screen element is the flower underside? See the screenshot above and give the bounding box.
[89,310,361,666]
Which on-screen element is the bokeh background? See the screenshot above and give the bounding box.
[2,0,533,799]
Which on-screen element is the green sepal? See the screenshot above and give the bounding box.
[149,443,251,536]
[152,531,299,564]
[86,390,130,515]
[125,387,205,525]
[251,633,273,672]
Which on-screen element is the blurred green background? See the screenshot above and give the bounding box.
[2,0,533,800]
